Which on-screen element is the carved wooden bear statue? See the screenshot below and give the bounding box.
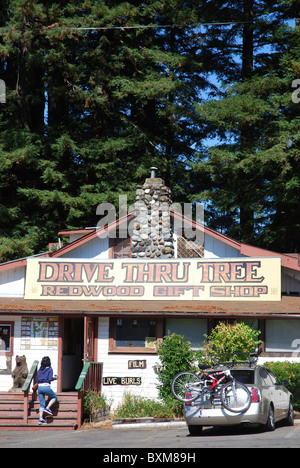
[10,355,28,392]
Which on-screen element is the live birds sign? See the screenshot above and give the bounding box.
[24,257,281,301]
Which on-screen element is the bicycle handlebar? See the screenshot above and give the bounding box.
[202,350,261,368]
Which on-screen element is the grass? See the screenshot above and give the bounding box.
[112,393,183,419]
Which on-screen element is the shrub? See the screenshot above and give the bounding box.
[205,321,262,362]
[264,361,300,411]
[83,390,110,420]
[156,333,203,406]
[155,325,261,407]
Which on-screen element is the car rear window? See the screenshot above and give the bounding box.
[231,369,254,384]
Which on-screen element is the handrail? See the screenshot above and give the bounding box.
[75,361,91,391]
[22,360,39,393]
[75,362,103,428]
[75,361,103,392]
[22,360,39,424]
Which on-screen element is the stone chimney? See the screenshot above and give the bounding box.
[131,168,174,259]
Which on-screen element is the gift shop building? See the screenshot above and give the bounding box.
[1,170,300,422]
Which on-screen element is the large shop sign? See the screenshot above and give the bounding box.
[25,257,281,301]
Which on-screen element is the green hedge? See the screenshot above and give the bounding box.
[264,361,300,411]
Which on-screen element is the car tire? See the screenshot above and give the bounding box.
[188,425,203,436]
[285,401,294,427]
[265,405,275,431]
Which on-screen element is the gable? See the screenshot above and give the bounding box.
[0,264,26,297]
[58,235,109,260]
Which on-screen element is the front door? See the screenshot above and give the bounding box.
[61,317,84,391]
[83,316,97,363]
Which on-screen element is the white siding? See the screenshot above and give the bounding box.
[97,318,160,410]
[60,236,109,259]
[282,268,300,295]
[0,315,58,393]
[204,233,242,258]
[0,266,25,297]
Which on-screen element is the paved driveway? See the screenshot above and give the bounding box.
[0,422,300,449]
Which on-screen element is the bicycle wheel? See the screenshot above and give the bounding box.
[220,381,251,413]
[171,371,201,403]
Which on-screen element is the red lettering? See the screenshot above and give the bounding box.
[94,263,114,283]
[122,262,190,283]
[245,262,264,282]
[198,261,265,283]
[210,285,268,297]
[56,263,74,282]
[153,286,204,297]
[41,285,56,295]
[38,262,59,281]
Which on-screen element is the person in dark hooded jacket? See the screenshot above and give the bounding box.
[36,356,57,425]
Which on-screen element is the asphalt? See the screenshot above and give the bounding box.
[0,418,298,448]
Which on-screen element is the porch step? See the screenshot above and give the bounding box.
[0,392,79,431]
[0,422,78,431]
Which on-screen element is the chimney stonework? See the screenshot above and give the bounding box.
[131,170,174,259]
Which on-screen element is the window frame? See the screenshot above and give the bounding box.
[0,322,14,356]
[164,318,208,350]
[109,236,132,259]
[109,317,163,354]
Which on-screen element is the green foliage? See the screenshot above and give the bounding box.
[264,361,300,411]
[82,390,109,419]
[205,321,262,362]
[156,333,203,405]
[0,0,205,261]
[192,13,300,248]
[113,393,181,419]
[0,1,299,259]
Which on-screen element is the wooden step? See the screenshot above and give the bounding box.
[0,422,78,431]
[0,392,24,400]
[0,391,80,430]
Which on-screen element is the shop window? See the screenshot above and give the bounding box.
[0,323,13,355]
[211,319,258,331]
[265,319,300,353]
[109,318,163,353]
[0,322,14,374]
[165,318,208,350]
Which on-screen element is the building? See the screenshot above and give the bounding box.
[1,170,300,409]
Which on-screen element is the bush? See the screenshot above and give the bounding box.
[155,325,261,407]
[264,361,300,411]
[83,390,110,421]
[156,333,203,406]
[205,321,262,362]
[113,393,181,419]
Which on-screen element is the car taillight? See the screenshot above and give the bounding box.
[251,387,260,403]
[186,391,192,406]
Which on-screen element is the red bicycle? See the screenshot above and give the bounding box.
[171,360,252,413]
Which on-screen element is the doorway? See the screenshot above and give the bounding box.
[61,318,84,391]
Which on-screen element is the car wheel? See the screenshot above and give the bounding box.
[188,425,203,436]
[265,405,275,431]
[285,401,294,426]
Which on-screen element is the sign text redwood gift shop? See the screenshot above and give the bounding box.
[25,257,281,301]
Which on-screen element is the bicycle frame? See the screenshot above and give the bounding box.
[172,352,255,409]
[201,369,232,392]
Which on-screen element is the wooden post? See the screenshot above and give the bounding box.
[77,390,83,429]
[23,390,29,424]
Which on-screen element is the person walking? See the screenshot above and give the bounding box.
[36,356,58,426]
